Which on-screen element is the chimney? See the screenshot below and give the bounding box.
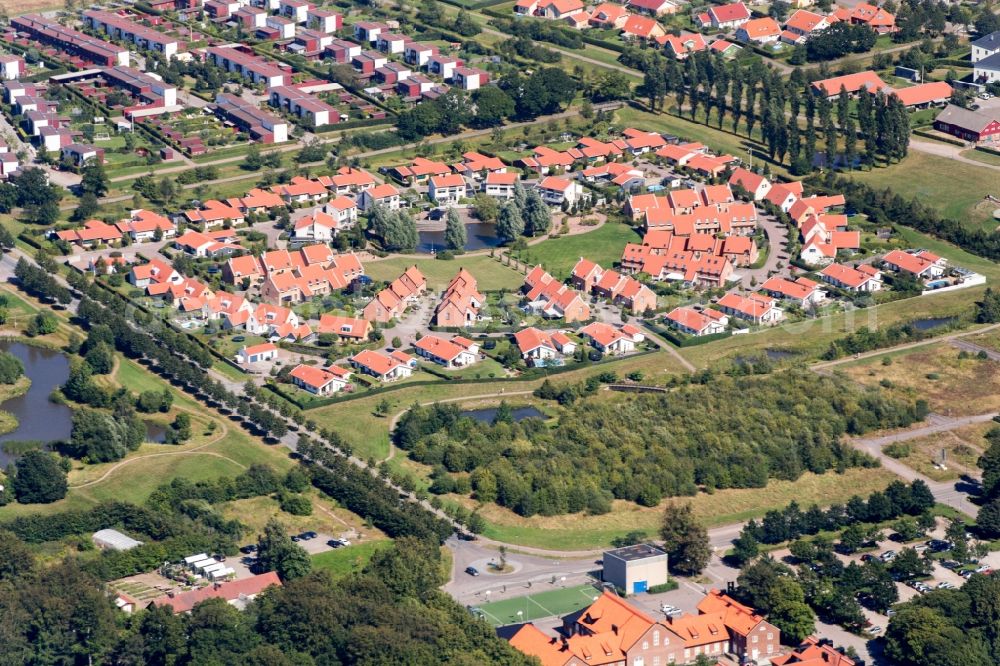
[612,624,618,635]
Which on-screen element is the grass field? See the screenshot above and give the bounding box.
[882,421,993,483]
[476,583,602,627]
[518,222,640,279]
[453,467,898,550]
[838,342,1000,417]
[311,539,393,579]
[849,151,1000,233]
[364,254,524,291]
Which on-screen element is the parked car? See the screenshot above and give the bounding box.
[869,626,883,635]
[937,582,955,590]
[941,560,960,570]
[303,531,318,540]
[465,566,480,576]
[928,539,952,552]
[880,550,896,561]
[239,545,257,554]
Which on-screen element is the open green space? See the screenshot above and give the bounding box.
[467,467,899,550]
[311,539,394,579]
[364,254,525,291]
[848,150,1000,233]
[517,222,639,279]
[476,583,602,627]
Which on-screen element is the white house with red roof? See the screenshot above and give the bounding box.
[759,276,825,307]
[736,17,782,44]
[293,211,338,242]
[729,167,772,201]
[697,1,751,29]
[289,364,352,395]
[717,292,783,324]
[579,322,637,354]
[665,306,729,336]
[589,3,630,27]
[358,183,401,211]
[237,342,278,364]
[483,172,519,199]
[819,263,883,292]
[349,349,415,381]
[662,31,708,59]
[429,174,469,206]
[881,249,947,279]
[513,327,577,364]
[621,14,666,41]
[413,334,480,368]
[536,176,583,206]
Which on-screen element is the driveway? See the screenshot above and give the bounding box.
[738,215,790,288]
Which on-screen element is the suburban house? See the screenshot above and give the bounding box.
[349,349,415,381]
[810,71,890,98]
[317,315,371,342]
[434,269,486,327]
[819,262,883,292]
[429,174,469,205]
[736,17,782,44]
[289,364,352,395]
[536,176,584,206]
[363,266,427,323]
[620,15,666,41]
[413,335,480,368]
[483,172,519,199]
[972,30,1000,62]
[665,306,729,336]
[293,211,337,242]
[759,276,825,307]
[237,342,278,364]
[579,322,636,355]
[522,266,592,322]
[696,1,751,29]
[358,183,402,211]
[881,249,947,279]
[223,255,265,286]
[513,326,576,364]
[833,2,895,34]
[716,292,783,324]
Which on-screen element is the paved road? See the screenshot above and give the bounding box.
[850,411,996,518]
[951,338,1000,361]
[738,214,790,288]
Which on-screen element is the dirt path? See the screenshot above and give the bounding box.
[69,407,242,489]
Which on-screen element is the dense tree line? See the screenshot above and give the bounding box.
[884,569,1000,665]
[0,534,535,665]
[732,479,936,561]
[298,438,454,543]
[396,68,576,140]
[368,204,418,252]
[805,22,877,61]
[974,427,1000,538]
[14,257,72,305]
[821,321,945,360]
[627,49,910,174]
[395,373,925,517]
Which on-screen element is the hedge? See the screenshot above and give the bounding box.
[314,116,395,135]
[274,348,661,410]
[580,35,626,54]
[975,145,1000,158]
[911,128,965,147]
[642,321,731,348]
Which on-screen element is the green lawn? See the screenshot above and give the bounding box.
[311,539,393,579]
[364,254,525,291]
[848,150,1000,233]
[518,222,640,279]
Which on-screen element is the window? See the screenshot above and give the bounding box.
[753,636,758,644]
[653,632,660,647]
[642,642,648,651]
[767,633,773,641]
[653,658,660,666]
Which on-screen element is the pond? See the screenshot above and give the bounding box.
[912,317,957,331]
[418,223,501,254]
[0,341,73,468]
[145,421,167,444]
[460,406,545,423]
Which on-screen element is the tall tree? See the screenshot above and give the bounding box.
[659,502,711,575]
[444,207,466,251]
[496,201,524,244]
[522,190,551,237]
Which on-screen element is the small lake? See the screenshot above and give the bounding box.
[0,341,73,467]
[418,223,501,254]
[913,317,957,331]
[145,421,167,443]
[461,406,545,423]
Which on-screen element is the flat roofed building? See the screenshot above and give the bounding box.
[602,543,668,594]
